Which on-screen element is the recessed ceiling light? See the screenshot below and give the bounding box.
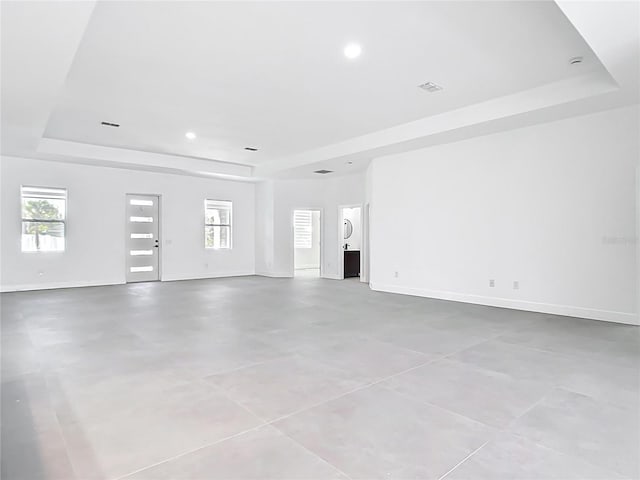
[185,132,196,140]
[344,43,362,59]
[569,56,583,65]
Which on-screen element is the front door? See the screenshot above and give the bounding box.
[125,194,160,282]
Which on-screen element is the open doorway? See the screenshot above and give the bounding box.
[293,209,321,277]
[340,205,362,280]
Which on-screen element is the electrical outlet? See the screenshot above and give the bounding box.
[513,280,519,290]
[489,279,495,287]
[394,271,399,278]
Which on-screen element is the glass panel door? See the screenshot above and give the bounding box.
[126,194,160,282]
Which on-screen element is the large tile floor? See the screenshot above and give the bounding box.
[1,276,638,480]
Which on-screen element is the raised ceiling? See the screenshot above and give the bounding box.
[44,1,602,165]
[1,1,638,179]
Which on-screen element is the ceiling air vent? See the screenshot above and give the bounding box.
[101,121,120,127]
[314,169,333,175]
[418,82,443,93]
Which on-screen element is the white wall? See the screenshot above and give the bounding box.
[294,210,320,269]
[256,174,365,279]
[254,180,275,275]
[370,105,639,324]
[0,156,255,291]
[342,207,361,250]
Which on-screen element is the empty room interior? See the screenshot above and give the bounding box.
[1,1,639,479]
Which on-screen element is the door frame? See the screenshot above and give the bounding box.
[125,193,162,282]
[338,203,364,280]
[362,202,371,284]
[291,207,323,278]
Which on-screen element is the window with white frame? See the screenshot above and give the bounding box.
[294,210,312,248]
[21,186,67,252]
[205,200,232,249]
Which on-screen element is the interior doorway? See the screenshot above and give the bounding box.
[293,209,321,277]
[340,205,362,280]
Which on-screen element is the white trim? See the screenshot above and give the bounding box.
[255,270,292,278]
[161,271,254,282]
[37,139,253,180]
[1,271,256,292]
[370,283,639,326]
[636,164,640,329]
[361,202,370,284]
[295,264,320,270]
[1,279,125,292]
[322,273,342,280]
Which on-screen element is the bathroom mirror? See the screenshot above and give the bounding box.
[344,219,353,239]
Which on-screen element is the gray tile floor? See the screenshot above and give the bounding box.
[1,276,638,480]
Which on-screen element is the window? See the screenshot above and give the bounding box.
[21,186,67,252]
[205,200,232,249]
[294,210,312,248]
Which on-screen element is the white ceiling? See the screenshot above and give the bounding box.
[43,1,603,164]
[1,1,638,180]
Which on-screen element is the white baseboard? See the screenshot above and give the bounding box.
[1,279,125,293]
[161,271,255,282]
[295,265,320,270]
[255,271,293,278]
[256,270,342,280]
[322,273,342,280]
[370,283,639,326]
[1,272,255,292]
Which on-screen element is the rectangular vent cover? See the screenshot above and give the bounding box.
[418,82,443,93]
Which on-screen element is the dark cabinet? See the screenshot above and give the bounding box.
[344,250,360,278]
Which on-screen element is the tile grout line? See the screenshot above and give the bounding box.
[114,422,269,480]
[214,380,355,480]
[437,440,490,480]
[269,423,356,480]
[440,382,630,480]
[379,384,498,431]
[113,355,445,480]
[114,326,518,479]
[429,390,552,480]
[201,354,291,379]
[114,379,273,480]
[110,317,582,480]
[501,389,634,479]
[263,355,445,425]
[502,387,553,430]
[48,378,85,480]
